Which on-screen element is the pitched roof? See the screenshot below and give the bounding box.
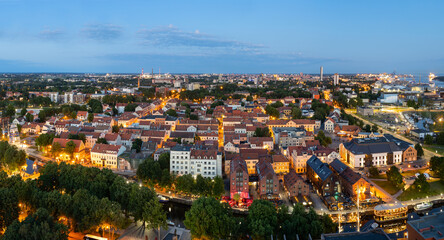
[306,155,332,181]
[91,143,123,154]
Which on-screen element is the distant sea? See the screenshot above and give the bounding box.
[400,74,444,88]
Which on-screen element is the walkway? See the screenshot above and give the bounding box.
[346,110,440,160]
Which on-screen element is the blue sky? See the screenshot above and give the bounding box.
[0,0,443,74]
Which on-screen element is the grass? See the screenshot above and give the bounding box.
[401,169,426,177]
[397,180,444,201]
[370,174,387,180]
[424,145,444,156]
[374,180,402,195]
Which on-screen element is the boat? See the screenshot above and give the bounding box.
[158,194,169,203]
[374,203,408,233]
[414,202,433,211]
[167,220,175,226]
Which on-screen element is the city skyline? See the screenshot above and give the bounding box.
[0,0,444,74]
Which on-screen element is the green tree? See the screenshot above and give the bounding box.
[315,130,332,147]
[248,200,278,239]
[415,143,424,157]
[424,135,434,145]
[131,138,143,153]
[246,95,253,101]
[412,174,430,193]
[20,107,27,117]
[88,99,103,113]
[158,152,170,170]
[371,124,379,132]
[184,197,235,240]
[25,112,34,122]
[124,103,138,112]
[0,187,19,231]
[166,109,178,117]
[386,166,404,189]
[65,141,76,159]
[369,166,379,178]
[112,125,120,133]
[87,113,94,122]
[437,132,444,145]
[291,107,302,119]
[253,127,271,137]
[142,198,167,239]
[211,176,225,198]
[430,156,444,180]
[364,124,371,132]
[3,105,16,118]
[97,138,108,144]
[51,142,62,157]
[3,208,68,240]
[35,133,55,150]
[265,105,280,118]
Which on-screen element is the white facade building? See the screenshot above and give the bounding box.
[170,145,222,178]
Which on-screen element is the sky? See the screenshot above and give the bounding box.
[0,0,443,74]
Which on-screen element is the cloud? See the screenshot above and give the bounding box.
[81,24,123,41]
[101,51,343,73]
[38,29,65,40]
[137,25,263,51]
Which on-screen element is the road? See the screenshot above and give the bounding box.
[346,110,440,160]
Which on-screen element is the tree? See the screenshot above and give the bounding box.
[51,142,62,157]
[3,208,69,240]
[211,176,225,198]
[142,198,167,240]
[371,124,379,132]
[364,124,371,132]
[369,166,379,178]
[35,133,55,150]
[315,130,332,147]
[124,103,138,112]
[415,143,424,157]
[88,99,103,113]
[158,152,170,170]
[246,95,253,101]
[97,138,108,144]
[137,158,162,183]
[25,112,34,122]
[424,135,434,145]
[248,200,278,239]
[131,138,143,153]
[3,208,68,240]
[65,141,76,159]
[166,109,178,117]
[184,197,235,240]
[20,107,27,117]
[430,156,444,180]
[412,174,430,193]
[0,187,19,231]
[190,114,198,120]
[112,107,118,116]
[3,105,16,118]
[87,113,94,123]
[112,125,120,133]
[265,105,280,118]
[291,107,302,119]
[253,127,271,137]
[437,132,444,145]
[386,166,404,189]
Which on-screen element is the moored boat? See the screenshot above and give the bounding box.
[414,202,433,211]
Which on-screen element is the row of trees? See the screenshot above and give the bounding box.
[0,162,167,239]
[184,197,336,240]
[137,155,225,198]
